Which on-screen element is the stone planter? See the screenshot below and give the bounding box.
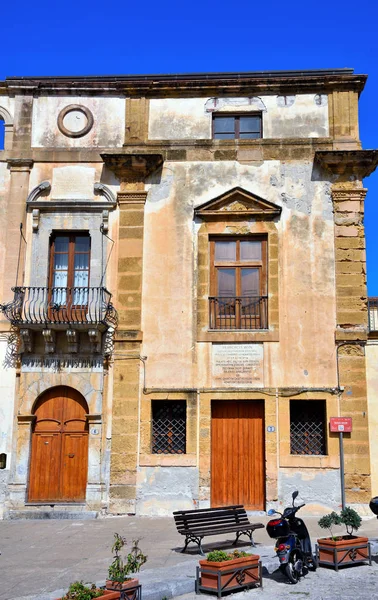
[196,555,261,597]
[105,579,141,600]
[316,536,371,571]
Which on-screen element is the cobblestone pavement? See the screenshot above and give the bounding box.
[0,516,377,600]
[177,560,378,600]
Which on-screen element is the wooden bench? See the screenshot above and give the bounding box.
[173,505,264,555]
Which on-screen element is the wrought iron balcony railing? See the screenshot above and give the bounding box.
[368,297,378,332]
[0,287,117,328]
[209,296,268,330]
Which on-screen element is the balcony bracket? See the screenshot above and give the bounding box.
[19,329,33,354]
[42,329,56,354]
[66,329,78,353]
[32,209,40,232]
[88,329,101,353]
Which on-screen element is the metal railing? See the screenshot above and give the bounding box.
[0,286,117,327]
[368,297,378,332]
[209,296,268,330]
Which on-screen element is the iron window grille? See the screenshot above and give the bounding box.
[290,400,326,456]
[152,400,186,454]
[213,114,262,139]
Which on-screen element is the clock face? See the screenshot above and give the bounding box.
[57,104,94,138]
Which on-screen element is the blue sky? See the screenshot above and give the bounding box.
[2,0,377,294]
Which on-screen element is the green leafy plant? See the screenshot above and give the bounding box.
[318,511,342,540]
[206,549,249,562]
[318,507,362,539]
[108,533,147,583]
[59,581,103,600]
[340,506,362,536]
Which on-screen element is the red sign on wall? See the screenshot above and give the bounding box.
[330,417,352,433]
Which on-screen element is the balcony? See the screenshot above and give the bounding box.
[368,297,378,334]
[0,287,117,331]
[209,296,268,330]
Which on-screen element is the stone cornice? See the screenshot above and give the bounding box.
[315,150,378,178]
[117,191,148,205]
[331,188,368,201]
[2,70,367,97]
[101,152,163,180]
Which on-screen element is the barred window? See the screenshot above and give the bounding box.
[152,401,186,454]
[290,400,326,455]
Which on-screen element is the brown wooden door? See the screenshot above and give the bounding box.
[211,401,265,510]
[28,387,88,502]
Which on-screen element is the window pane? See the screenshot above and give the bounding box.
[215,241,236,260]
[74,253,89,270]
[218,268,236,296]
[213,117,235,133]
[54,253,68,270]
[74,270,89,288]
[241,268,260,296]
[239,116,261,132]
[213,133,235,139]
[240,241,262,261]
[53,270,68,288]
[239,132,261,139]
[54,237,69,252]
[75,236,90,252]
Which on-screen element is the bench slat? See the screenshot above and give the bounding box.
[173,505,243,515]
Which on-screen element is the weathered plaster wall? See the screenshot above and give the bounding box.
[136,466,199,515]
[0,340,16,518]
[278,468,341,514]
[148,95,329,140]
[142,160,337,389]
[31,96,125,148]
[0,162,11,302]
[366,341,378,496]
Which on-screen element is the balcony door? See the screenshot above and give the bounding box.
[49,233,90,321]
[210,237,267,330]
[28,386,89,502]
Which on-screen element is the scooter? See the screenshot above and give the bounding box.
[267,491,317,584]
[370,496,378,518]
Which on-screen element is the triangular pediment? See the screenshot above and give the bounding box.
[195,187,281,219]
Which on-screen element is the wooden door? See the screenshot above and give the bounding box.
[211,401,265,510]
[28,387,88,502]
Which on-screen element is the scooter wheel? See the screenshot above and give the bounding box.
[283,550,302,584]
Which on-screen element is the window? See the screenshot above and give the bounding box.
[290,400,327,455]
[49,233,90,306]
[0,120,4,150]
[213,114,262,139]
[209,237,268,330]
[152,401,186,454]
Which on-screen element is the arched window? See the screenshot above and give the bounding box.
[0,107,14,150]
[0,119,4,150]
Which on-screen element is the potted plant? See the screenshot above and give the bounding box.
[316,507,371,570]
[57,580,120,600]
[105,534,147,598]
[196,549,261,597]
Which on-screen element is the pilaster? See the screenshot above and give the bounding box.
[332,185,371,504]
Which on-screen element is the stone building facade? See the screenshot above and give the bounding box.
[0,69,377,519]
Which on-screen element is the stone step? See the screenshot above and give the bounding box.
[7,509,98,520]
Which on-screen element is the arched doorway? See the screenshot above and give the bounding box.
[28,386,89,502]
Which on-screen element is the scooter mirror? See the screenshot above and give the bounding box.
[267,509,276,516]
[292,490,299,504]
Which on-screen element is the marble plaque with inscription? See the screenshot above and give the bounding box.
[212,344,264,388]
[52,166,95,199]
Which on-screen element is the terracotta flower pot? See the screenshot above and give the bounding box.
[317,536,370,569]
[105,578,139,598]
[199,554,260,593]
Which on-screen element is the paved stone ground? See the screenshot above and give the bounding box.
[0,515,377,600]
